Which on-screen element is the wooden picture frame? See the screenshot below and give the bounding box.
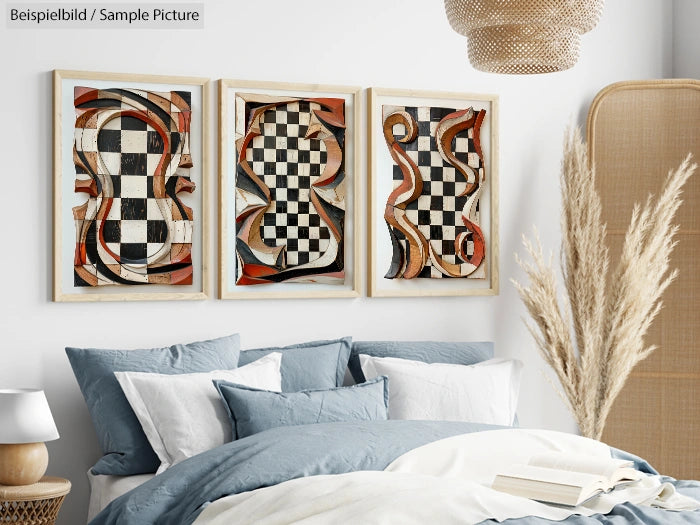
[368,88,499,297]
[53,70,210,302]
[219,79,361,299]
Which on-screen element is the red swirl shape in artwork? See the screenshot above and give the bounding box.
[382,111,429,279]
[431,108,486,277]
[382,106,487,280]
[430,108,486,277]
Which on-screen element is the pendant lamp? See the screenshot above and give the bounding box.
[444,0,605,74]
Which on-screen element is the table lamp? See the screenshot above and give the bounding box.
[0,389,60,486]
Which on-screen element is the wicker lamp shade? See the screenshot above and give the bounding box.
[444,0,605,74]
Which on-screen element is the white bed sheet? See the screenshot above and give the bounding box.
[87,470,155,522]
[194,429,699,525]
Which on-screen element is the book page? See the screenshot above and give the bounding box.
[529,451,632,479]
[498,464,608,490]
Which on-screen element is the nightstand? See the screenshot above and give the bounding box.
[0,476,70,525]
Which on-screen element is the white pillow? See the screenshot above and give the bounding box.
[115,352,282,473]
[358,355,522,426]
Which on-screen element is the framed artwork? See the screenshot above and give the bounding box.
[53,70,209,302]
[219,79,361,299]
[368,88,499,297]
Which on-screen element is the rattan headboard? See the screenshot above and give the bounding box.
[587,79,700,480]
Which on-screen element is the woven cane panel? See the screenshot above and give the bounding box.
[0,495,65,524]
[588,85,700,231]
[589,80,700,480]
[444,0,604,74]
[602,375,700,480]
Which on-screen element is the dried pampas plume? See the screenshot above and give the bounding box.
[512,128,695,440]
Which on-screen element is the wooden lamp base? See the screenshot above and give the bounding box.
[0,442,48,486]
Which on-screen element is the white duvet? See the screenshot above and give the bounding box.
[193,429,699,525]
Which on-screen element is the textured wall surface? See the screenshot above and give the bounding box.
[674,0,700,77]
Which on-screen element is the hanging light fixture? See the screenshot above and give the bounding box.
[444,0,605,75]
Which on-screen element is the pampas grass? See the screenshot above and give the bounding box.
[513,128,696,440]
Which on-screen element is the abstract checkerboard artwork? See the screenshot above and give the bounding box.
[382,105,487,279]
[72,87,195,286]
[234,93,346,285]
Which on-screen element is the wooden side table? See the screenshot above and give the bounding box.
[0,476,71,525]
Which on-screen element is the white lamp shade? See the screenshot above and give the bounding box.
[0,389,60,443]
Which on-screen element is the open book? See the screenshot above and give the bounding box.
[492,451,642,506]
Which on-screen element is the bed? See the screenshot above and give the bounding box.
[66,335,700,525]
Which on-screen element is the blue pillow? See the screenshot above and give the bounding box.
[215,376,388,439]
[66,334,241,475]
[348,341,493,383]
[238,337,351,392]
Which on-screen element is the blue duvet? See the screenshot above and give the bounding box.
[90,420,700,525]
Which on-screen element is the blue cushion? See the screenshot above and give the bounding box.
[66,334,241,475]
[348,341,493,383]
[215,376,388,439]
[238,337,351,392]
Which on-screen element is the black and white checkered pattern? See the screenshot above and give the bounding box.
[246,101,332,267]
[89,115,174,265]
[98,197,171,264]
[390,106,482,278]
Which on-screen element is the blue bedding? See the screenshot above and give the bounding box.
[90,420,700,525]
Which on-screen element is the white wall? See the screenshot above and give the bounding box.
[674,0,700,77]
[0,1,676,523]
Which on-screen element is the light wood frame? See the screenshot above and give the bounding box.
[367,87,499,297]
[219,79,361,300]
[53,70,210,302]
